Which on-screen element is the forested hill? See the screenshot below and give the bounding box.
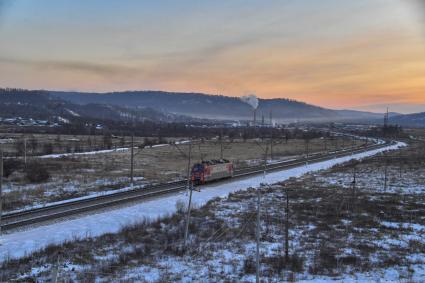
[389,112,425,128]
[49,90,385,121]
[0,88,196,123]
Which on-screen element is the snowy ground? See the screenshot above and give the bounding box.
[2,140,423,282]
[0,142,404,262]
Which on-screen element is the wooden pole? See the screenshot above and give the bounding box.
[256,189,261,283]
[183,141,193,250]
[0,150,3,242]
[270,133,273,161]
[24,137,27,165]
[130,133,134,186]
[384,155,388,192]
[285,188,289,261]
[220,130,224,160]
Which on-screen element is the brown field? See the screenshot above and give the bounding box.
[405,128,425,139]
[0,133,148,155]
[1,133,363,211]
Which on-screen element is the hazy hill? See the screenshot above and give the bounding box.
[50,90,385,122]
[389,112,425,128]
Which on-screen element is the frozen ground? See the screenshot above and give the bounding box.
[0,142,404,262]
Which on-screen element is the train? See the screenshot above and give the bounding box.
[191,159,234,185]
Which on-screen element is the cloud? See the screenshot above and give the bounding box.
[0,57,138,77]
[405,0,425,36]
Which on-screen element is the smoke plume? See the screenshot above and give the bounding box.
[240,94,259,109]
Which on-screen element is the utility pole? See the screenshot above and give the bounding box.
[0,149,3,244]
[256,189,261,283]
[51,252,61,283]
[269,109,272,127]
[183,141,193,250]
[334,137,338,153]
[324,137,327,153]
[253,143,268,283]
[384,107,389,128]
[270,134,273,161]
[384,155,388,192]
[263,146,268,179]
[220,129,224,160]
[352,165,356,204]
[285,188,289,262]
[130,133,134,187]
[305,139,309,165]
[24,137,27,166]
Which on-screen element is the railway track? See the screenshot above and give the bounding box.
[1,141,391,231]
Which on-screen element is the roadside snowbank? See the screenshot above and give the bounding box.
[0,142,406,261]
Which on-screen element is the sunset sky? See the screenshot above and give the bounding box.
[0,0,424,113]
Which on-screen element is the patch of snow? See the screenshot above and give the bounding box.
[66,109,80,117]
[151,144,169,148]
[57,116,69,124]
[0,138,14,144]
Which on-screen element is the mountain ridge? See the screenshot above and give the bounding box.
[48,89,387,122]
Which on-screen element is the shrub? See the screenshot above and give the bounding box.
[25,162,50,183]
[3,158,24,178]
[243,257,256,274]
[143,138,156,147]
[42,143,54,155]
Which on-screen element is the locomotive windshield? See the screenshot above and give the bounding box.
[192,164,204,172]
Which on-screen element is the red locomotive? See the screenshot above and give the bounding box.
[191,159,234,185]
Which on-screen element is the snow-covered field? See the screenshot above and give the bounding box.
[0,142,405,262]
[316,154,425,195]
